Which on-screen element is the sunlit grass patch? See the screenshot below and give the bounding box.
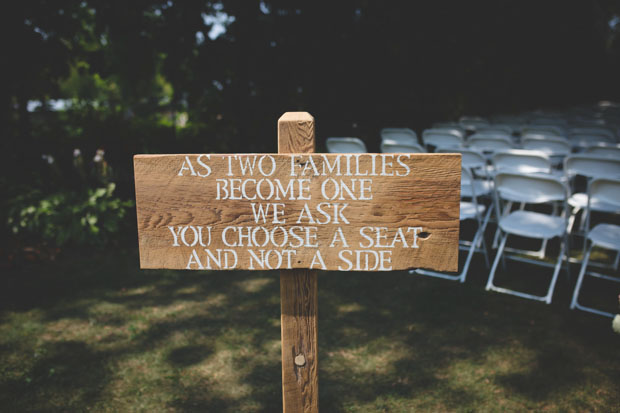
[1,249,619,412]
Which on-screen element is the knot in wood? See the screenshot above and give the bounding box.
[294,354,306,367]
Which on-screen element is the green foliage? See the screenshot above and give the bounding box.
[7,183,133,247]
[3,0,620,250]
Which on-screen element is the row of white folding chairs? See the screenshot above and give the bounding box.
[415,165,620,317]
[327,127,620,155]
[423,130,620,160]
[441,148,613,235]
[434,116,620,142]
[387,126,620,152]
[442,149,620,231]
[324,136,620,315]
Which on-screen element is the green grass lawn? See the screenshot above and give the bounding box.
[1,248,619,412]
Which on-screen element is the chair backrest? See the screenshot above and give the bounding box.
[461,168,484,221]
[583,177,620,234]
[380,128,418,145]
[468,134,514,152]
[492,149,552,174]
[568,133,615,149]
[588,178,620,209]
[521,125,565,136]
[584,144,620,159]
[494,172,568,205]
[564,155,620,180]
[476,125,514,136]
[460,116,490,131]
[326,137,367,153]
[421,131,464,150]
[521,136,571,156]
[438,147,486,170]
[521,129,565,139]
[423,127,465,139]
[568,126,616,141]
[380,139,426,153]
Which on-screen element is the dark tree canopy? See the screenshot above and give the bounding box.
[3,0,620,191]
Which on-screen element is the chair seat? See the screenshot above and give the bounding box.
[461,180,493,197]
[499,210,566,239]
[588,224,620,251]
[568,193,620,213]
[491,170,566,181]
[460,202,486,220]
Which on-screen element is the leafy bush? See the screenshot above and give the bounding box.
[7,183,133,247]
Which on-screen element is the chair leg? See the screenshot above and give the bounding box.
[534,238,548,259]
[543,237,565,304]
[486,232,508,291]
[567,206,580,234]
[478,207,492,269]
[564,233,571,281]
[481,234,490,269]
[570,244,618,318]
[578,207,588,232]
[570,244,592,310]
[458,224,484,283]
[492,201,512,249]
[500,238,508,271]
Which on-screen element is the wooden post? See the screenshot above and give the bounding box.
[134,111,460,412]
[278,112,319,413]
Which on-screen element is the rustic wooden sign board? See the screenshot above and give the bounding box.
[134,154,460,272]
[133,112,460,412]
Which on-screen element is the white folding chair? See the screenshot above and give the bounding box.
[380,139,425,153]
[380,128,418,146]
[584,144,620,159]
[421,130,464,151]
[415,167,490,282]
[492,149,566,180]
[570,178,620,317]
[491,149,567,258]
[468,134,515,157]
[326,137,367,153]
[521,136,571,166]
[427,126,466,139]
[485,173,570,304]
[564,155,620,234]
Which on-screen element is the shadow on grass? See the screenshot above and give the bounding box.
[167,344,214,367]
[0,340,110,412]
[1,247,619,412]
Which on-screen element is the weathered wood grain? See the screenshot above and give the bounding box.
[279,112,319,413]
[280,269,318,413]
[133,152,461,272]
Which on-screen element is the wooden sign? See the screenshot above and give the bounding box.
[134,112,461,413]
[134,153,460,272]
